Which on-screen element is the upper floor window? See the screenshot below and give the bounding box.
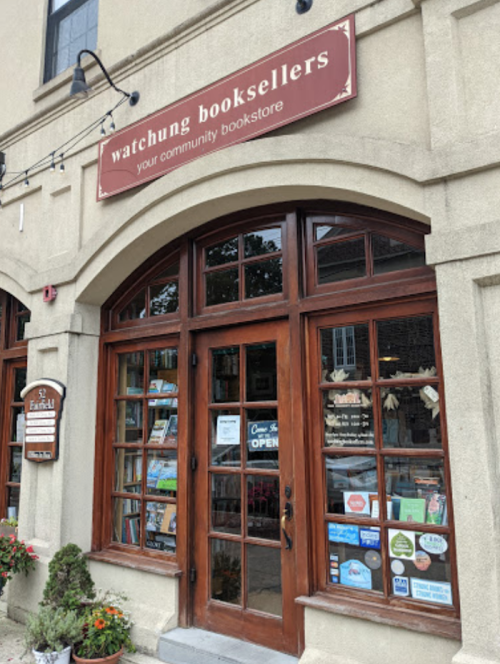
[44,0,99,83]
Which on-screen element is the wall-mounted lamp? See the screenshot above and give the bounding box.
[296,0,313,13]
[69,50,140,106]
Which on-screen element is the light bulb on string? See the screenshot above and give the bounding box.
[24,171,30,188]
[59,154,65,174]
[109,113,116,133]
[100,121,106,136]
[50,152,56,172]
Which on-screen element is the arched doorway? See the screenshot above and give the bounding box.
[93,202,458,655]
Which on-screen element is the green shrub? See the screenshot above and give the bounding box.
[41,543,95,613]
[25,606,84,654]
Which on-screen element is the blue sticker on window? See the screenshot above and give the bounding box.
[359,528,380,550]
[328,523,360,546]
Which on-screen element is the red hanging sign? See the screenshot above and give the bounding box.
[97,14,356,200]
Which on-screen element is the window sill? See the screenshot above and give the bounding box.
[86,550,182,578]
[295,593,461,641]
[33,50,101,104]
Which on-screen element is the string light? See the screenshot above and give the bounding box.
[0,94,128,198]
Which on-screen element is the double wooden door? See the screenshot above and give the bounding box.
[192,321,299,654]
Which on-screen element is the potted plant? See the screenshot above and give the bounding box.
[41,542,95,612]
[25,606,84,664]
[73,594,135,664]
[0,532,37,596]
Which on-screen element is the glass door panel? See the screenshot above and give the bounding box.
[193,322,297,654]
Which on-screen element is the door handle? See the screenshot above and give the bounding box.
[281,501,293,550]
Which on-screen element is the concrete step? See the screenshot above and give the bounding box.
[158,627,299,664]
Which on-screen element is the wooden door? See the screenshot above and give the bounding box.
[192,321,298,654]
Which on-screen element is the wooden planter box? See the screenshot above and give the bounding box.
[0,525,17,538]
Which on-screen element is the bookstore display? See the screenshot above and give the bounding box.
[318,314,454,608]
[113,348,178,553]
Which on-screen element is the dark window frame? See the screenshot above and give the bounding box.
[44,0,98,83]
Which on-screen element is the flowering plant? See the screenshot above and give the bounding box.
[75,594,135,659]
[0,533,38,584]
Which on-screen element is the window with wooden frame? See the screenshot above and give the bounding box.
[95,203,457,637]
[308,300,458,621]
[0,291,30,520]
[108,340,179,556]
[195,217,287,313]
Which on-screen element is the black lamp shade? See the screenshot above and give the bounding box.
[69,66,91,99]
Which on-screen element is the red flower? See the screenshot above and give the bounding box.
[26,546,34,554]
[1,572,8,578]
[94,618,106,630]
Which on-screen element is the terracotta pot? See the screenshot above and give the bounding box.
[73,647,123,664]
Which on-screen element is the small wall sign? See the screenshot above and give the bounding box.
[21,379,66,463]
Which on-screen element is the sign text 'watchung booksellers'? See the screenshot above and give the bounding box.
[97,15,356,200]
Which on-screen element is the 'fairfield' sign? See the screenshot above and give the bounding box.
[97,15,356,200]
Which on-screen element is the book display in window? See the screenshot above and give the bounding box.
[315,312,456,611]
[112,346,179,555]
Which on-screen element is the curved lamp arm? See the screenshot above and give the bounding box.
[70,49,140,106]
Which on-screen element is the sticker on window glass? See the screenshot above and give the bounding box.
[393,576,410,597]
[419,533,448,555]
[329,554,339,583]
[328,523,359,546]
[389,529,416,561]
[344,491,371,516]
[359,528,380,549]
[410,579,452,606]
[340,560,372,590]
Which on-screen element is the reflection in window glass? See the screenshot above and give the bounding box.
[247,545,283,616]
[14,368,27,402]
[378,316,435,379]
[321,324,370,382]
[118,352,144,396]
[373,235,425,275]
[317,238,366,284]
[16,314,30,341]
[389,530,452,606]
[212,347,239,403]
[244,258,283,299]
[7,487,20,515]
[380,386,441,449]
[323,389,374,448]
[247,475,280,540]
[211,539,242,605]
[328,528,383,593]
[326,456,378,516]
[150,281,179,316]
[115,449,142,494]
[145,501,176,553]
[116,401,143,444]
[149,349,178,393]
[9,448,22,484]
[244,228,282,258]
[206,237,239,267]
[118,290,146,323]
[212,474,241,535]
[246,343,277,402]
[206,269,239,306]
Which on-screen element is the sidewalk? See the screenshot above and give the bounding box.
[0,611,162,664]
[0,612,27,663]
